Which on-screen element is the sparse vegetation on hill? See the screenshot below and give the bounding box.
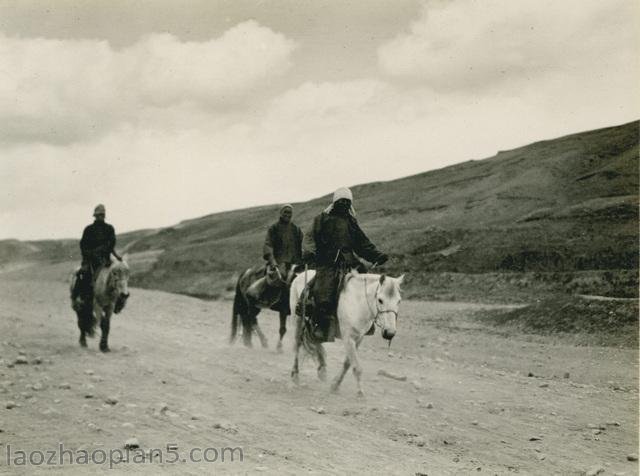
[1,121,638,307]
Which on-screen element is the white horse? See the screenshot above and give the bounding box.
[290,269,404,396]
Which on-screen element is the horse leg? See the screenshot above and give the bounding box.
[290,315,302,383]
[78,311,87,348]
[317,343,327,382]
[330,356,351,393]
[291,346,300,384]
[254,321,268,349]
[277,311,287,353]
[99,308,111,353]
[351,337,365,397]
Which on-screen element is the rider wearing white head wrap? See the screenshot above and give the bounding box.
[303,186,388,341]
[324,187,356,216]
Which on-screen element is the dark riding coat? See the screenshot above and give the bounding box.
[303,210,384,314]
[80,221,116,270]
[263,221,303,268]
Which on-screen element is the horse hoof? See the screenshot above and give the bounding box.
[100,344,110,353]
[276,342,283,353]
[79,338,87,348]
[291,372,299,385]
[317,367,327,382]
[330,384,339,394]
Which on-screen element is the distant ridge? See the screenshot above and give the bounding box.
[2,120,638,301]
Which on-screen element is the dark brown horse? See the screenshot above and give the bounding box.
[230,263,298,350]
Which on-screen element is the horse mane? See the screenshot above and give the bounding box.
[343,271,403,298]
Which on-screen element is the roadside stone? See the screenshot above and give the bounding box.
[585,466,605,476]
[529,436,543,441]
[587,424,606,430]
[310,406,326,414]
[563,372,570,378]
[377,369,407,381]
[471,420,479,426]
[627,454,638,461]
[411,380,423,390]
[124,438,140,449]
[84,369,94,375]
[539,383,549,388]
[14,356,28,365]
[121,422,134,428]
[31,357,43,365]
[412,436,426,447]
[84,393,94,399]
[212,422,238,433]
[105,396,118,405]
[5,401,17,409]
[31,383,44,391]
[59,383,71,390]
[54,399,61,404]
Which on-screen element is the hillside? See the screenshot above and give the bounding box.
[1,120,638,301]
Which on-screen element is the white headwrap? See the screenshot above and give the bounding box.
[324,187,356,216]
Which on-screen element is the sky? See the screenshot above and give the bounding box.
[1,0,638,240]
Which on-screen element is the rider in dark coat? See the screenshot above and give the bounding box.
[302,187,388,340]
[72,204,120,300]
[263,204,303,276]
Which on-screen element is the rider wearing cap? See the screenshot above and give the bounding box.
[72,204,121,300]
[302,187,388,340]
[263,204,304,277]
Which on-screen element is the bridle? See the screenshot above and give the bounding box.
[107,265,129,297]
[364,279,398,330]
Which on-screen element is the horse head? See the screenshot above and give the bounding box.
[374,274,405,342]
[108,256,130,313]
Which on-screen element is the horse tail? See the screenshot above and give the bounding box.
[230,274,246,344]
[289,269,319,359]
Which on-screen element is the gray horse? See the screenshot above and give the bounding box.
[70,256,130,352]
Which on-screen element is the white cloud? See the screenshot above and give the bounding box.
[378,0,639,91]
[0,21,296,144]
[1,3,638,240]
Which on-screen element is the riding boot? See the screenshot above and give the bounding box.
[71,274,82,300]
[72,270,89,301]
[312,306,330,340]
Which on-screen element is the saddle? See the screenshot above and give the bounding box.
[295,269,374,341]
[295,274,344,342]
[246,264,288,309]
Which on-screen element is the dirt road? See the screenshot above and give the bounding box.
[0,263,637,475]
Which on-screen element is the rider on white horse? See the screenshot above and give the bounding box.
[302,187,388,341]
